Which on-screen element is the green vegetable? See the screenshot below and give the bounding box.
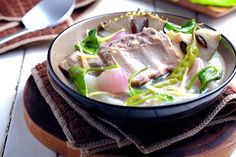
[125,79,177,106]
[180,67,189,89]
[75,28,123,55]
[191,0,236,7]
[126,93,174,106]
[187,66,223,93]
[69,66,88,96]
[75,29,100,55]
[128,67,148,96]
[125,25,199,106]
[168,25,199,81]
[164,19,197,34]
[153,78,179,88]
[69,64,119,96]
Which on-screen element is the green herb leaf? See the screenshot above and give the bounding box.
[69,64,119,96]
[187,66,223,93]
[198,66,223,93]
[69,66,89,96]
[191,0,236,7]
[75,29,124,55]
[164,19,197,34]
[75,29,100,55]
[128,67,148,96]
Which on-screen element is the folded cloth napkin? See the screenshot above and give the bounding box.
[0,0,96,54]
[31,61,236,156]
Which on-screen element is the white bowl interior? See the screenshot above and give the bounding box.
[49,12,236,94]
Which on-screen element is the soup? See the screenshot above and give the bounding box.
[59,11,223,107]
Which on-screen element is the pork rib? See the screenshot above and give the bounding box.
[98,27,183,87]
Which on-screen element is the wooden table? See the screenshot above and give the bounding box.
[0,0,235,157]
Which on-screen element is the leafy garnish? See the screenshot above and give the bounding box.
[75,29,100,55]
[75,28,124,55]
[69,64,119,96]
[187,66,223,93]
[128,67,148,96]
[69,66,88,96]
[164,19,197,34]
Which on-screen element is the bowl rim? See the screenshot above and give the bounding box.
[47,11,236,110]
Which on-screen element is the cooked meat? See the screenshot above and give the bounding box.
[98,27,183,87]
[59,51,105,72]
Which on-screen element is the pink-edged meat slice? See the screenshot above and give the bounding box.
[98,27,183,87]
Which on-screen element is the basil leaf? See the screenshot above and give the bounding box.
[164,19,197,34]
[191,0,236,7]
[69,64,119,96]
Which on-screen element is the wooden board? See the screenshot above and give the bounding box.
[23,76,236,157]
[167,0,236,17]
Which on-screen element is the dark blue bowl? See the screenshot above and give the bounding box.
[47,12,236,122]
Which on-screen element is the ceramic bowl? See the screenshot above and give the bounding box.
[47,12,236,122]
